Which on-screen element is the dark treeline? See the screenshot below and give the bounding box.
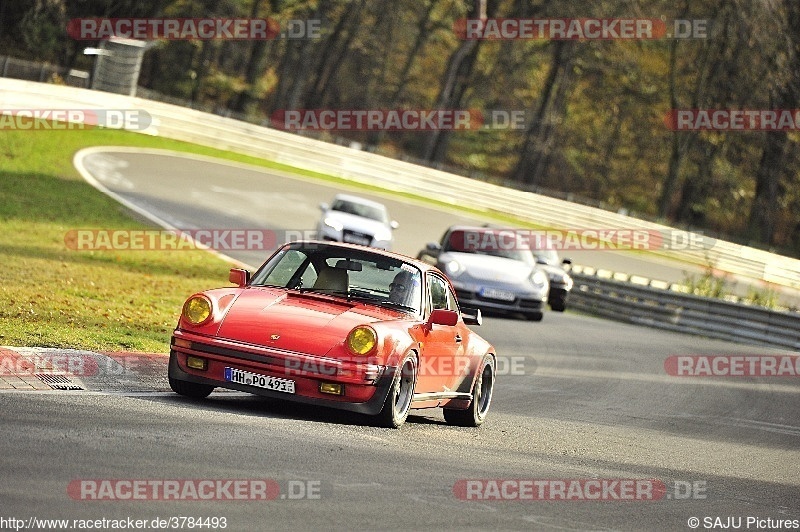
[4,0,799,255]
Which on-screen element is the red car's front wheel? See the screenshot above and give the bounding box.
[376,354,417,428]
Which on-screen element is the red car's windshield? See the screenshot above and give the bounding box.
[251,243,423,313]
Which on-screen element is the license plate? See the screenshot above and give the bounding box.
[224,367,295,394]
[479,287,516,302]
[343,234,370,245]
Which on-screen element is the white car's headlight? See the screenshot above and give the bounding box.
[323,217,344,232]
[373,228,392,242]
[444,259,463,277]
[530,269,549,288]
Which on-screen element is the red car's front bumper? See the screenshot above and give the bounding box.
[168,330,396,415]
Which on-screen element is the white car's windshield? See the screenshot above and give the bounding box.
[443,229,536,264]
[331,199,388,223]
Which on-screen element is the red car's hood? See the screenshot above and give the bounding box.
[215,287,399,356]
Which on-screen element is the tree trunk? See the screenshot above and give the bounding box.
[420,0,488,163]
[747,0,799,245]
[512,40,574,186]
[676,139,720,227]
[748,130,788,244]
[303,0,368,109]
[366,1,438,146]
[232,0,273,115]
[270,3,326,113]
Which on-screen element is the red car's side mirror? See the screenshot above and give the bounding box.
[229,268,250,287]
[428,309,459,327]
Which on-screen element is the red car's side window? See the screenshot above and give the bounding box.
[427,274,458,314]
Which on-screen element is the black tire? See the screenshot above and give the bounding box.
[444,355,495,427]
[375,354,417,428]
[525,311,544,322]
[169,376,214,399]
[549,298,567,312]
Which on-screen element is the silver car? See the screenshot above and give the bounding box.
[418,226,550,321]
[316,194,399,250]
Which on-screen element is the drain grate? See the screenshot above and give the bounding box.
[35,374,84,391]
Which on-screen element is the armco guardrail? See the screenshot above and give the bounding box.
[569,268,800,351]
[2,77,799,293]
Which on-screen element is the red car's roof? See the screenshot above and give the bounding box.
[289,240,440,273]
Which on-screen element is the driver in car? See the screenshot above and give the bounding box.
[388,270,418,308]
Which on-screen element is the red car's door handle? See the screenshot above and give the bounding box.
[455,334,462,343]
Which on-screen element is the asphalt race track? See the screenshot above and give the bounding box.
[76,149,725,281]
[0,149,798,531]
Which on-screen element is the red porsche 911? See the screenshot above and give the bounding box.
[168,241,497,428]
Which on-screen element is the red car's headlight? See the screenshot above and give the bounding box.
[346,326,377,356]
[183,295,213,326]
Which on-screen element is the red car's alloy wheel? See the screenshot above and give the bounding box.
[377,354,417,428]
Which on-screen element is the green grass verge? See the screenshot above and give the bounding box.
[0,130,245,352]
